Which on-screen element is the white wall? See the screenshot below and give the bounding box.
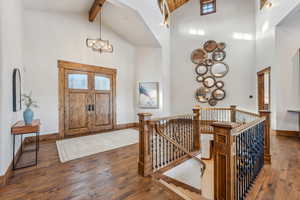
[255,0,300,130]
[135,47,167,117]
[275,18,300,131]
[23,9,137,134]
[170,0,256,115]
[114,0,171,116]
[0,0,24,175]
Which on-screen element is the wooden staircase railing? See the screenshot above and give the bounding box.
[154,123,206,176]
[138,107,202,176]
[138,106,271,200]
[212,109,271,200]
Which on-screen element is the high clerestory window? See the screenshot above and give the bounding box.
[200,0,216,16]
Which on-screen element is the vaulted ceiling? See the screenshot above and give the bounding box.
[167,0,190,12]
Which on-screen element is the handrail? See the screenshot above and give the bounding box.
[235,109,260,117]
[154,124,206,177]
[150,114,194,122]
[231,117,265,136]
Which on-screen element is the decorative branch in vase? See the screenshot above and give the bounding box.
[22,92,38,125]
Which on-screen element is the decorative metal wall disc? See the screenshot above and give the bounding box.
[210,62,229,78]
[204,40,218,52]
[195,64,208,76]
[215,81,224,88]
[196,75,204,83]
[212,50,226,62]
[217,42,226,50]
[212,88,226,100]
[203,76,216,88]
[195,87,210,103]
[208,98,218,106]
[191,48,208,64]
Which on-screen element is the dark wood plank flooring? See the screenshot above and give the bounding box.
[255,134,300,200]
[0,134,299,200]
[0,143,176,200]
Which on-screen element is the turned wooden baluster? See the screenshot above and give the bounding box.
[259,110,272,164]
[193,107,201,151]
[138,113,153,176]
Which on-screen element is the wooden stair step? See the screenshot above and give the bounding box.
[158,179,208,200]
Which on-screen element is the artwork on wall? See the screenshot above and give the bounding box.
[192,40,229,106]
[12,68,22,112]
[139,82,159,109]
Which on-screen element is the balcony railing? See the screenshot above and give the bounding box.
[137,106,271,200]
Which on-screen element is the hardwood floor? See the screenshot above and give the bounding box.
[254,134,300,200]
[0,143,176,200]
[0,133,299,200]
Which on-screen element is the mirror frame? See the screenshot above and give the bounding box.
[212,50,226,62]
[195,64,208,76]
[12,68,22,112]
[203,76,216,88]
[212,88,226,100]
[210,61,229,78]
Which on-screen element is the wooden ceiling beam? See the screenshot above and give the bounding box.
[89,0,106,22]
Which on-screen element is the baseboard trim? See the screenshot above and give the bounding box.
[0,141,23,188]
[114,122,138,130]
[24,133,59,144]
[25,122,139,144]
[275,130,300,137]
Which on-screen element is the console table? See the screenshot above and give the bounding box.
[11,119,40,170]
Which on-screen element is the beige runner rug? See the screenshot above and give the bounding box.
[56,129,138,163]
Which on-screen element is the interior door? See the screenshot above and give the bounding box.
[91,73,113,132]
[257,67,271,111]
[64,70,92,136]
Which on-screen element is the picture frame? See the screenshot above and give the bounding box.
[139,82,159,109]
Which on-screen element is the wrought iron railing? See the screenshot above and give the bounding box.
[150,115,194,172]
[232,119,265,200]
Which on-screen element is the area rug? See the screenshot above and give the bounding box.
[56,129,139,163]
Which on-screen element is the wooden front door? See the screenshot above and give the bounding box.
[59,61,116,138]
[92,73,114,132]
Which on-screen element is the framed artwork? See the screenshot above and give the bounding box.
[12,68,22,112]
[139,82,159,109]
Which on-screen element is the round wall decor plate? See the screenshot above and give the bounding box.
[204,40,218,52]
[195,64,208,76]
[215,81,224,88]
[208,98,218,106]
[217,42,226,50]
[195,87,210,103]
[196,75,204,83]
[212,88,226,100]
[203,76,216,88]
[212,50,226,62]
[210,61,229,78]
[191,48,208,64]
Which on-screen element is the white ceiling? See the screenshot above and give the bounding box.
[23,0,160,47]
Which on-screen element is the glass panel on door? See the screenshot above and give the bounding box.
[95,75,110,91]
[68,74,88,89]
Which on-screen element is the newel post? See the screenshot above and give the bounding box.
[230,105,237,122]
[137,113,153,177]
[193,107,201,151]
[259,110,271,164]
[212,122,239,200]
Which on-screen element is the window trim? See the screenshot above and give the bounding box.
[200,0,216,16]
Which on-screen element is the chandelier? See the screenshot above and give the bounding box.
[86,4,113,53]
